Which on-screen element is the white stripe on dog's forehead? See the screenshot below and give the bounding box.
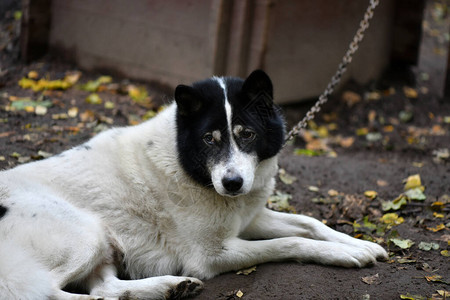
[214,77,232,130]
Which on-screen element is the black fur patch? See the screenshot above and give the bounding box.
[176,79,229,187]
[175,70,284,188]
[0,205,8,219]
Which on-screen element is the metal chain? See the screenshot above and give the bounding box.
[284,0,380,144]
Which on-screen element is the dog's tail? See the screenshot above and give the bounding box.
[0,240,53,299]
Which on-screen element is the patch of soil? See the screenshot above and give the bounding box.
[0,57,449,300]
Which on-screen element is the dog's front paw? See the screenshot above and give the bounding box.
[302,241,380,268]
[166,277,203,300]
[326,243,378,268]
[356,239,388,262]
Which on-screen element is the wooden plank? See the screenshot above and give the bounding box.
[417,0,450,98]
[20,0,51,62]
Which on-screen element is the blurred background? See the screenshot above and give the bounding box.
[1,0,448,103]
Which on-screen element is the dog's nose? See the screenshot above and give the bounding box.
[222,176,243,193]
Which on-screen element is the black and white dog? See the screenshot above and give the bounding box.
[0,70,387,299]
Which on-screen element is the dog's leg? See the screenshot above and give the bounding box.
[189,235,384,279]
[240,208,387,261]
[89,264,203,299]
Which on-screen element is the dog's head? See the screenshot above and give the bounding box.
[175,70,284,197]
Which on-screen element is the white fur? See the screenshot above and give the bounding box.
[0,101,387,299]
[210,77,257,196]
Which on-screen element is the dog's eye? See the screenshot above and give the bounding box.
[240,129,256,141]
[203,133,215,145]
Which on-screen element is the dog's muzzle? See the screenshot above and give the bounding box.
[221,175,244,195]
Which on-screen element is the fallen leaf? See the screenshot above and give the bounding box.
[368,110,377,123]
[67,107,79,118]
[86,93,102,105]
[399,110,414,123]
[440,250,449,257]
[418,241,439,251]
[342,91,361,107]
[404,174,424,191]
[52,113,69,120]
[433,212,445,218]
[437,290,450,297]
[279,168,297,185]
[80,110,96,122]
[425,274,448,284]
[236,266,256,275]
[381,195,408,211]
[380,213,404,226]
[426,224,446,232]
[361,273,380,285]
[236,290,244,298]
[79,76,112,92]
[308,186,320,192]
[328,189,339,197]
[366,132,382,142]
[397,258,417,264]
[432,148,449,163]
[339,136,355,148]
[35,105,47,115]
[400,293,426,300]
[267,191,295,213]
[356,127,369,136]
[64,71,82,85]
[294,148,324,157]
[364,190,377,200]
[390,238,414,249]
[404,188,426,201]
[365,91,381,101]
[104,101,115,109]
[28,70,39,79]
[412,162,424,168]
[383,125,394,132]
[377,179,388,187]
[403,86,418,98]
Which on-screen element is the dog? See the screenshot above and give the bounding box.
[0,70,387,299]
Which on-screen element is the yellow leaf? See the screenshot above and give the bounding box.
[28,70,39,79]
[328,189,339,197]
[403,86,418,98]
[427,224,446,232]
[67,107,79,118]
[317,126,329,138]
[433,212,444,218]
[383,125,394,132]
[85,93,102,105]
[64,71,81,85]
[339,137,355,148]
[236,290,244,298]
[364,190,378,200]
[368,110,376,123]
[380,213,404,226]
[236,266,257,275]
[104,101,115,109]
[342,91,361,107]
[404,174,424,191]
[356,127,369,136]
[18,77,36,89]
[440,250,450,257]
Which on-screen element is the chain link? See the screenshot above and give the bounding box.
[284,0,380,144]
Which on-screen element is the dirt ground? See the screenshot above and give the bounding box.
[0,59,449,299]
[1,4,449,298]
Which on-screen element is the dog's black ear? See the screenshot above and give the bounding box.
[175,84,202,116]
[242,70,273,102]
